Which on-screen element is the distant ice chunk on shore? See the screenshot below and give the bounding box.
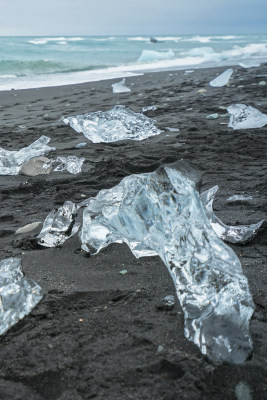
[239,61,261,68]
[112,78,131,93]
[138,49,175,62]
[0,136,55,175]
[209,68,233,87]
[227,104,267,129]
[80,161,254,363]
[63,105,162,143]
[0,258,43,336]
[201,185,266,244]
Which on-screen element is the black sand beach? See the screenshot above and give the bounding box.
[0,65,266,399]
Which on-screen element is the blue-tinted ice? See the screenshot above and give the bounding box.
[201,185,266,244]
[112,78,131,93]
[38,201,80,247]
[63,105,162,143]
[0,258,43,336]
[227,104,267,129]
[210,68,233,87]
[80,161,254,363]
[0,136,55,175]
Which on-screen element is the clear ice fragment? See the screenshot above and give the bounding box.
[112,78,131,93]
[38,201,80,247]
[63,105,162,143]
[80,161,254,363]
[227,195,253,203]
[209,68,233,87]
[53,156,85,174]
[142,105,158,112]
[0,136,55,175]
[0,258,43,336]
[201,185,266,244]
[239,62,261,68]
[227,104,267,129]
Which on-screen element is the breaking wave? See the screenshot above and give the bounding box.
[138,49,175,62]
[28,37,85,45]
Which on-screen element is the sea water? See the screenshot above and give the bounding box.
[0,34,266,90]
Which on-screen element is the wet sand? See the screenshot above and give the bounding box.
[0,65,266,399]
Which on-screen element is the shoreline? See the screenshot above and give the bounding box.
[0,63,266,399]
[0,59,264,92]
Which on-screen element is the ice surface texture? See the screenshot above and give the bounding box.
[63,105,162,143]
[80,161,254,363]
[0,136,55,175]
[209,68,233,87]
[112,78,131,93]
[38,201,80,247]
[0,258,43,336]
[53,156,85,174]
[227,104,267,129]
[201,186,266,244]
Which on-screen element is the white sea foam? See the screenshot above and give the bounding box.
[138,49,175,62]
[28,37,85,45]
[128,37,150,42]
[155,36,181,42]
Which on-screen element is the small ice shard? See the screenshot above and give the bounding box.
[227,104,267,129]
[258,81,266,86]
[20,156,52,176]
[63,105,162,143]
[80,161,254,363]
[165,127,180,132]
[227,195,253,203]
[201,185,266,244]
[157,295,175,311]
[184,70,194,74]
[0,258,43,336]
[0,136,55,175]
[38,201,80,247]
[76,142,87,148]
[142,105,158,112]
[209,69,233,87]
[15,221,41,234]
[206,113,219,120]
[112,78,131,93]
[53,156,85,174]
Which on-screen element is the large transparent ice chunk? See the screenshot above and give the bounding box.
[112,78,131,93]
[38,201,80,247]
[0,136,55,175]
[201,185,266,244]
[0,258,43,336]
[227,104,267,129]
[80,161,254,363]
[63,105,162,143]
[209,68,233,87]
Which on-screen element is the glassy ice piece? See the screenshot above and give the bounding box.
[209,68,233,87]
[112,78,131,93]
[227,195,253,203]
[0,136,55,175]
[80,161,254,363]
[63,105,162,143]
[142,105,158,112]
[201,185,266,244]
[38,201,80,247]
[227,104,267,129]
[53,156,85,174]
[0,258,43,336]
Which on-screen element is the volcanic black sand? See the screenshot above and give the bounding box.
[0,65,266,400]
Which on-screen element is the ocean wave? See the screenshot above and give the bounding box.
[155,36,181,42]
[138,49,175,62]
[0,60,109,77]
[128,37,150,42]
[27,37,85,45]
[90,37,115,41]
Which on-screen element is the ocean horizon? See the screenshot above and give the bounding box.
[0,34,266,90]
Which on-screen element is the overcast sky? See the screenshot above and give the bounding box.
[0,0,266,36]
